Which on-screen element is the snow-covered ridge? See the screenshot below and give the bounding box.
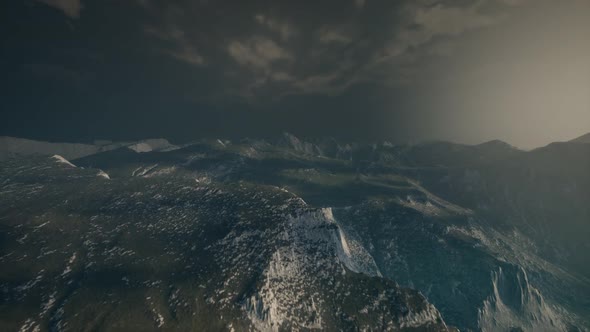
[51,155,76,168]
[126,139,179,153]
[239,206,439,331]
[96,170,110,179]
[322,208,382,277]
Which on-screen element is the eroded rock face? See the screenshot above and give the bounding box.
[478,266,568,332]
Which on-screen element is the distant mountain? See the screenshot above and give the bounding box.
[570,132,590,143]
[276,132,352,159]
[127,138,180,153]
[410,140,590,278]
[393,139,522,168]
[277,132,321,155]
[0,136,106,161]
[0,136,178,161]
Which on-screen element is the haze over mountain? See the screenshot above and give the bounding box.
[1,133,589,331]
[0,136,178,161]
[571,132,590,144]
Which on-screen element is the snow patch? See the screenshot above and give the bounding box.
[132,164,159,177]
[128,143,152,153]
[143,166,176,178]
[127,139,178,153]
[154,311,165,328]
[96,170,110,179]
[399,302,445,329]
[40,291,57,317]
[16,270,44,294]
[18,318,40,332]
[61,253,77,277]
[51,155,76,168]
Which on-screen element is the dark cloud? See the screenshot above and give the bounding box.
[132,0,513,100]
[1,0,588,147]
[254,14,296,41]
[144,25,205,66]
[36,0,82,18]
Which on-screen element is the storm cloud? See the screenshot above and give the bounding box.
[2,0,589,147]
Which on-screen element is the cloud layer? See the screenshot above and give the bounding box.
[5,0,589,147]
[37,0,82,18]
[134,0,540,101]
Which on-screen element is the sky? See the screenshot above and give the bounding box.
[1,0,589,148]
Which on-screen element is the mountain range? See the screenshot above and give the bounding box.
[0,133,589,331]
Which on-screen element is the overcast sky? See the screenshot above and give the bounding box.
[1,0,589,148]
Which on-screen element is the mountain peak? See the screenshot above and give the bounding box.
[278,132,321,155]
[570,132,590,143]
[475,139,517,151]
[126,138,178,153]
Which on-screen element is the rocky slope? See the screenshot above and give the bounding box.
[1,133,589,331]
[0,155,452,331]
